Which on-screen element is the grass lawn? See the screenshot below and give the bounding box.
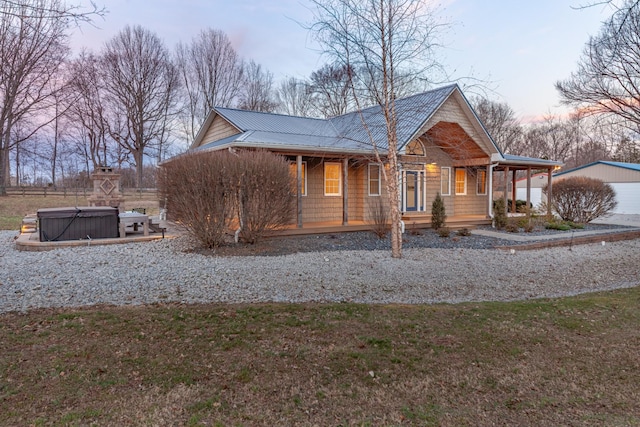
[1,288,639,426]
[2,194,639,425]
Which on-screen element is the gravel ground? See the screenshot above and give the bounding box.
[1,229,639,314]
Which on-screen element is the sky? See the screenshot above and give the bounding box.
[69,0,614,123]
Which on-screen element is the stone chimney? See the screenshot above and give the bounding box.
[87,166,125,212]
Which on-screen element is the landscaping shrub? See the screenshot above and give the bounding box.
[431,192,446,230]
[437,227,450,238]
[456,228,472,237]
[158,151,237,248]
[505,220,520,233]
[368,197,390,238]
[236,151,296,244]
[159,150,295,247]
[493,198,507,229]
[544,177,617,223]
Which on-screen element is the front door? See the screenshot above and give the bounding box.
[405,171,418,211]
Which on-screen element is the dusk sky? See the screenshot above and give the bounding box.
[70,0,613,123]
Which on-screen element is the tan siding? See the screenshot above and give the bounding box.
[196,116,240,148]
[557,164,640,183]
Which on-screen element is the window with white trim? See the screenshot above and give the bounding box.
[440,167,451,196]
[476,169,487,195]
[368,163,381,196]
[455,168,467,195]
[289,161,307,196]
[324,162,342,196]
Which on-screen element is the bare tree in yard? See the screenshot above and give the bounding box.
[309,63,354,117]
[275,77,317,117]
[102,25,180,188]
[238,60,278,112]
[309,0,447,258]
[471,97,523,155]
[0,0,80,195]
[176,29,244,141]
[556,1,640,131]
[67,51,112,170]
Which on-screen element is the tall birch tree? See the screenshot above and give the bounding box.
[309,0,446,258]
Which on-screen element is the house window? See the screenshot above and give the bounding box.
[324,162,342,196]
[440,167,451,196]
[477,169,487,195]
[405,139,425,156]
[289,161,307,196]
[368,163,381,196]
[455,168,467,195]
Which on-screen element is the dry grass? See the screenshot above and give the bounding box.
[0,194,160,230]
[1,288,639,426]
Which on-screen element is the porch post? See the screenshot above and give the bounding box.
[342,157,349,226]
[503,166,509,215]
[547,167,553,217]
[296,155,303,228]
[511,169,517,213]
[526,167,532,212]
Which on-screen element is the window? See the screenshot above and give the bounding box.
[368,163,381,196]
[455,168,467,195]
[476,169,487,195]
[440,167,451,196]
[289,161,307,196]
[405,139,425,156]
[324,162,342,196]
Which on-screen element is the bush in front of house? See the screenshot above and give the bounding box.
[236,150,296,244]
[159,150,295,248]
[493,198,508,229]
[431,192,446,230]
[368,197,390,238]
[544,177,617,223]
[158,150,237,248]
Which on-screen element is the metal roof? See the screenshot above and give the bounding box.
[500,154,563,168]
[555,160,640,176]
[200,85,459,154]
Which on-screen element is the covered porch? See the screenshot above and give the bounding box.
[493,154,562,216]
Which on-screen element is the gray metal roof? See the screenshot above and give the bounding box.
[200,85,459,154]
[500,154,563,168]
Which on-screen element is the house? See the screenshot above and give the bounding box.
[554,161,640,214]
[189,84,562,234]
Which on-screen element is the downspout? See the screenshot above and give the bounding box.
[488,162,499,224]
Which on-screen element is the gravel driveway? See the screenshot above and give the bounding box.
[1,230,639,314]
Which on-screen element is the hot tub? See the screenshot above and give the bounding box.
[38,207,119,242]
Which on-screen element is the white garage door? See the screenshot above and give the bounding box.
[516,188,543,208]
[610,183,640,214]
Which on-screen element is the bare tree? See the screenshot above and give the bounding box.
[238,60,277,112]
[0,0,77,194]
[309,63,354,117]
[557,0,640,129]
[175,28,244,141]
[471,97,523,155]
[101,25,180,187]
[1,0,105,24]
[67,50,111,170]
[309,0,447,258]
[275,77,316,117]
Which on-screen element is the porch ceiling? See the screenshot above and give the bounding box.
[423,121,487,161]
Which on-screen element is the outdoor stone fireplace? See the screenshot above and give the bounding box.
[87,166,125,212]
